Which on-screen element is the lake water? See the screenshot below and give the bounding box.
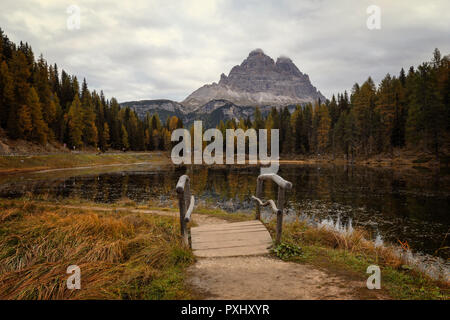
[0,163,449,259]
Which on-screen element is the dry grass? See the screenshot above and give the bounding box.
[276,220,423,269]
[0,200,194,300]
[267,220,449,299]
[299,224,403,268]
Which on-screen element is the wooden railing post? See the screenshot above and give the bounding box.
[276,186,285,245]
[176,175,191,247]
[184,178,191,214]
[255,178,263,220]
[252,174,292,246]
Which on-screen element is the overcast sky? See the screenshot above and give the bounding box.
[1,0,449,103]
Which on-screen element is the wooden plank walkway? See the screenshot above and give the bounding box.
[190,220,273,258]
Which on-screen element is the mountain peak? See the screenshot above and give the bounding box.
[183,50,326,108]
[249,48,266,56]
[276,55,291,61]
[238,49,275,73]
[275,56,303,77]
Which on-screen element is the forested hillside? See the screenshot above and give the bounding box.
[0,29,182,152]
[0,28,448,159]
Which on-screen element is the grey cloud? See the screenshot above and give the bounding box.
[1,0,449,103]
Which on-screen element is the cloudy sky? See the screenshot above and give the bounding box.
[1,0,449,102]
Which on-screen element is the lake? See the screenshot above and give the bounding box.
[0,163,449,259]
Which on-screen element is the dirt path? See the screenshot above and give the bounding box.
[187,214,388,300]
[189,256,369,299]
[47,204,387,300]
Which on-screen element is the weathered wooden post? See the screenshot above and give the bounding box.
[255,178,263,220]
[276,186,285,245]
[253,174,292,245]
[176,175,191,247]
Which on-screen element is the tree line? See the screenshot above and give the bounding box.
[219,49,449,160]
[0,29,183,151]
[0,29,448,158]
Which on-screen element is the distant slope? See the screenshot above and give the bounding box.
[119,99,187,123]
[121,98,299,127]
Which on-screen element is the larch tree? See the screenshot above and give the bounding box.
[67,95,83,148]
[102,122,110,150]
[7,51,31,139]
[0,61,14,128]
[17,104,32,139]
[121,124,129,150]
[27,87,48,144]
[316,104,331,154]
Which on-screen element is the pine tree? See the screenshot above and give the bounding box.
[399,68,406,87]
[281,120,294,154]
[108,98,121,149]
[376,74,396,152]
[292,107,304,154]
[334,112,346,156]
[67,95,83,148]
[80,79,98,146]
[280,107,293,154]
[152,129,160,151]
[344,110,358,161]
[121,124,129,150]
[302,104,313,153]
[27,87,48,144]
[352,77,376,155]
[17,104,32,139]
[253,107,264,131]
[7,51,31,138]
[144,128,151,150]
[0,61,14,128]
[316,104,331,154]
[49,63,61,98]
[168,116,179,131]
[102,122,110,150]
[391,78,406,147]
[34,54,56,127]
[60,70,73,109]
[161,128,171,150]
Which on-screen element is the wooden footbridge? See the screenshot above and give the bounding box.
[176,173,292,258]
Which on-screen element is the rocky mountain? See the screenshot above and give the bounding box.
[182,49,326,109]
[121,49,326,126]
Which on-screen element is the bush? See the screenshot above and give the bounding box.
[273,242,302,260]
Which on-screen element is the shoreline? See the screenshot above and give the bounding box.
[0,152,170,175]
[0,151,446,175]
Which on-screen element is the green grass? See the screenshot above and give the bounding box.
[0,199,194,300]
[194,205,253,222]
